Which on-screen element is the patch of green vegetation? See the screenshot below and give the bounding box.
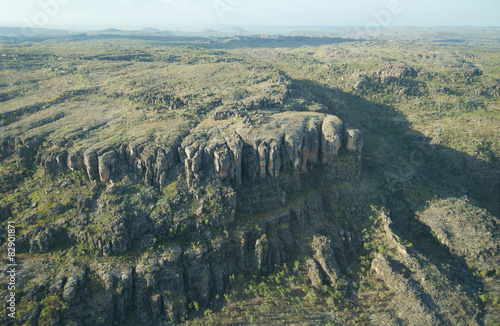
[189,262,354,325]
[153,180,179,212]
[39,295,68,324]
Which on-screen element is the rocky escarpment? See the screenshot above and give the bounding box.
[2,112,364,241]
[8,202,352,325]
[180,112,363,190]
[416,197,500,274]
[3,111,365,258]
[370,212,482,326]
[9,112,363,194]
[24,136,184,188]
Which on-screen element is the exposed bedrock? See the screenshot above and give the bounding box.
[416,197,500,274]
[67,148,84,171]
[370,212,482,326]
[310,235,342,286]
[56,204,347,325]
[126,139,181,186]
[34,137,182,187]
[321,115,344,164]
[345,127,364,153]
[83,148,99,182]
[98,150,117,183]
[13,112,363,191]
[181,113,363,188]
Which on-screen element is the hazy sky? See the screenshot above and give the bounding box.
[0,0,499,29]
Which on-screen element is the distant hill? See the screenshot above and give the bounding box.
[0,26,69,36]
[221,27,246,33]
[101,28,123,33]
[141,27,160,33]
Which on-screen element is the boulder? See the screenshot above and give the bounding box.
[306,259,325,290]
[311,235,342,285]
[83,148,99,181]
[322,115,344,163]
[345,128,363,152]
[98,150,117,183]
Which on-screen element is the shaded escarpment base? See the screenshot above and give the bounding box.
[7,198,354,325]
[2,177,495,325]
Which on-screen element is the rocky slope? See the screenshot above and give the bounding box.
[1,100,369,324]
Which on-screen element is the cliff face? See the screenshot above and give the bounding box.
[1,110,366,325]
[89,208,312,325]
[6,111,364,255]
[12,203,352,325]
[10,112,362,192]
[181,112,363,189]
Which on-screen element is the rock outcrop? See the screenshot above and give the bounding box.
[321,115,344,164]
[3,111,364,199]
[181,112,362,188]
[126,140,181,187]
[371,211,482,326]
[83,148,99,182]
[371,254,443,326]
[416,197,500,273]
[309,235,342,287]
[11,206,327,325]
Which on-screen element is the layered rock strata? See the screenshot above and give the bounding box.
[181,112,363,188]
[11,112,363,189]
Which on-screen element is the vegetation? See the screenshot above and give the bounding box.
[0,27,498,325]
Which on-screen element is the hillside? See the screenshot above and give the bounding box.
[0,28,499,325]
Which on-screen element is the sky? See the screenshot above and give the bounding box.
[0,0,499,30]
